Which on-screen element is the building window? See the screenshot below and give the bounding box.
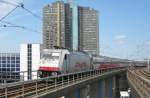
[27,44,32,80]
[7,64,10,67]
[0,53,20,81]
[16,64,20,67]
[2,57,6,60]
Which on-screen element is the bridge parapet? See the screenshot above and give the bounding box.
[127,69,150,98]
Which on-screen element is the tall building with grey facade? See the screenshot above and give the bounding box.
[43,1,99,55]
[78,7,99,55]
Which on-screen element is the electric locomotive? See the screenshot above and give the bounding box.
[39,49,92,77]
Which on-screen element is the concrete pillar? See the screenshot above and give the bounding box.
[104,78,109,98]
[65,90,77,98]
[119,74,128,91]
[80,86,89,98]
[65,85,90,98]
[98,80,103,98]
[113,74,129,98]
[112,76,117,98]
[89,82,99,98]
[115,75,120,97]
[93,80,111,98]
[65,86,89,98]
[108,77,113,98]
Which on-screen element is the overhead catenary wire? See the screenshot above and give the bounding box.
[0,25,21,28]
[0,0,18,6]
[0,24,41,34]
[0,21,41,34]
[0,1,41,34]
[0,1,42,20]
[0,6,18,22]
[0,0,21,21]
[20,3,42,20]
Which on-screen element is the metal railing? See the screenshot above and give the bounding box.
[0,70,39,83]
[0,67,125,98]
[127,69,150,98]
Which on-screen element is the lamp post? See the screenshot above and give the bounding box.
[147,59,150,72]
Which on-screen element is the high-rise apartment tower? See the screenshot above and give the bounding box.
[78,7,99,55]
[43,1,72,49]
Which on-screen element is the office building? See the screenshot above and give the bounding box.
[20,44,41,80]
[43,1,99,55]
[43,1,72,49]
[0,53,20,82]
[78,7,99,55]
[0,44,41,82]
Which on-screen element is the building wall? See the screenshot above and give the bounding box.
[0,53,20,82]
[43,1,99,55]
[43,1,66,49]
[70,2,78,50]
[65,3,72,49]
[78,7,99,55]
[0,53,20,72]
[20,44,40,81]
[32,44,41,79]
[20,44,28,80]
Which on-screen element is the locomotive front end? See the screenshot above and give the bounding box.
[39,49,61,77]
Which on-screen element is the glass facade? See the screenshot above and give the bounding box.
[0,53,20,82]
[70,2,78,50]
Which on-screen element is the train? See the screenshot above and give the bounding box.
[38,49,125,77]
[100,63,121,69]
[39,49,92,77]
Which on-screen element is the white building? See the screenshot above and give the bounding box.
[20,44,41,81]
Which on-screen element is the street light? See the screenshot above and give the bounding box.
[147,59,150,72]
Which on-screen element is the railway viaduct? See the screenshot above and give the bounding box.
[39,68,127,98]
[0,68,128,98]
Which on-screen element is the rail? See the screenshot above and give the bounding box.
[127,69,150,98]
[0,67,126,98]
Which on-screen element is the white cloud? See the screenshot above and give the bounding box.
[114,35,127,45]
[0,0,22,18]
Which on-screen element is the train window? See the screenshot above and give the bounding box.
[43,53,59,60]
[52,53,59,56]
[64,55,67,60]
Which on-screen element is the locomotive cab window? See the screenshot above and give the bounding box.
[42,53,60,60]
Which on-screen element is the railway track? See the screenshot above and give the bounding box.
[132,68,150,92]
[127,68,150,98]
[134,69,150,80]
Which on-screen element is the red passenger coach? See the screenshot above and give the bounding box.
[39,66,60,72]
[100,63,121,69]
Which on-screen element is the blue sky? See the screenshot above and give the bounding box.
[0,0,150,60]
